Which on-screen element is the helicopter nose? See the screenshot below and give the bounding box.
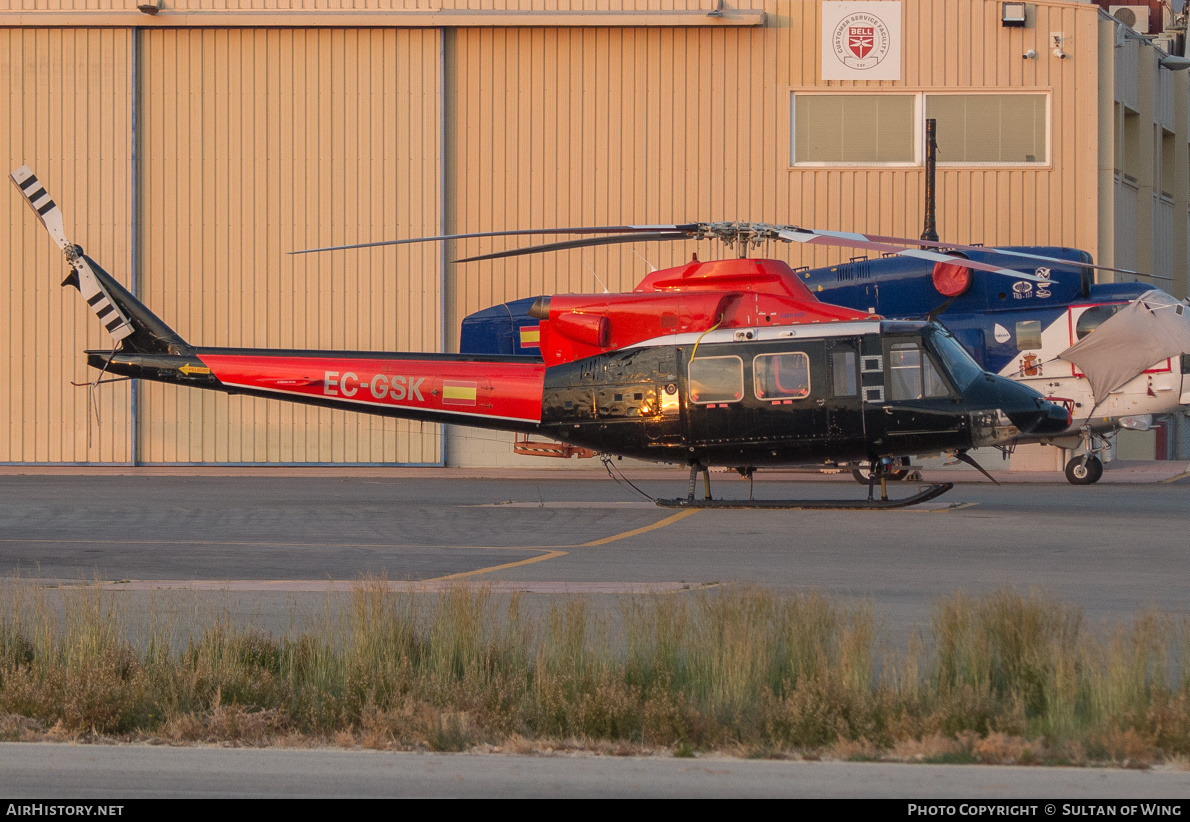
[969,377,1070,447]
[998,379,1071,437]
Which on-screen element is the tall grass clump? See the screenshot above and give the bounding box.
[0,578,150,734]
[0,576,1188,761]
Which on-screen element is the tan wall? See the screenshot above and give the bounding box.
[0,27,134,463]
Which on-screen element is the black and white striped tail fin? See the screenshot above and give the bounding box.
[10,165,134,343]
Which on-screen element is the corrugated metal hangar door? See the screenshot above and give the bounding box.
[1,27,135,464]
[2,27,443,465]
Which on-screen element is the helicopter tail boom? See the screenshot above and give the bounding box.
[88,348,547,431]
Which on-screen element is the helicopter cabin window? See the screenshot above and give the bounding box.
[753,353,811,401]
[688,356,744,405]
[1075,304,1124,340]
[831,351,858,396]
[925,94,1048,165]
[1015,320,1043,350]
[791,94,916,165]
[888,343,948,400]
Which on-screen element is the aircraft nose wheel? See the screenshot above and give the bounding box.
[851,456,912,485]
[1065,455,1103,485]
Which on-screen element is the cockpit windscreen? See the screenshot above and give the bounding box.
[929,329,984,392]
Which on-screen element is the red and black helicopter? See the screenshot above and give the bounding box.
[11,165,1072,508]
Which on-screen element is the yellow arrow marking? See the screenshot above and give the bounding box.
[179,363,211,376]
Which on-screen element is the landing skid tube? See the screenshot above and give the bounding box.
[656,463,953,509]
[655,482,953,510]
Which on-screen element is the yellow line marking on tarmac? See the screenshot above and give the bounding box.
[427,549,570,582]
[1160,471,1190,484]
[579,508,701,546]
[428,508,702,580]
[11,509,701,586]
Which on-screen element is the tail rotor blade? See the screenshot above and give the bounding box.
[10,165,134,343]
[10,165,71,251]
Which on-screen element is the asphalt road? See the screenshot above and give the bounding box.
[0,471,1186,629]
[0,469,1187,797]
[1,743,1188,799]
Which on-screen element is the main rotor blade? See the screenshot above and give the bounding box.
[858,232,1139,277]
[774,229,1051,282]
[289,225,694,255]
[453,232,692,263]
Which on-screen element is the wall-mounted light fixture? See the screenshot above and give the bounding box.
[1002,2,1027,27]
[1051,32,1066,59]
[136,1,160,14]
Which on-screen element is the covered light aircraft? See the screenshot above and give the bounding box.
[11,165,1073,507]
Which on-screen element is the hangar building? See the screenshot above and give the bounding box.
[1,0,1187,468]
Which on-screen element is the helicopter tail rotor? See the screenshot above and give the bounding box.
[10,165,135,344]
[11,165,189,355]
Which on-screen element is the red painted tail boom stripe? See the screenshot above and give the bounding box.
[198,353,546,423]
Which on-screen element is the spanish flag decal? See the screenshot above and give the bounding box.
[441,380,478,406]
[519,325,541,349]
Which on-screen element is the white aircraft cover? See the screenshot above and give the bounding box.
[1058,289,1190,404]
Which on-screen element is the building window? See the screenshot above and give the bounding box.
[1122,108,1141,182]
[1160,128,1175,199]
[792,94,917,165]
[792,92,1049,167]
[925,94,1047,164]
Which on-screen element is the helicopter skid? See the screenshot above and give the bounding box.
[655,482,954,510]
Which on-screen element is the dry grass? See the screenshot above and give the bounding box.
[0,578,1187,763]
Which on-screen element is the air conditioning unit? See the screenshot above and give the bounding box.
[1110,5,1151,33]
[1152,33,1177,53]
